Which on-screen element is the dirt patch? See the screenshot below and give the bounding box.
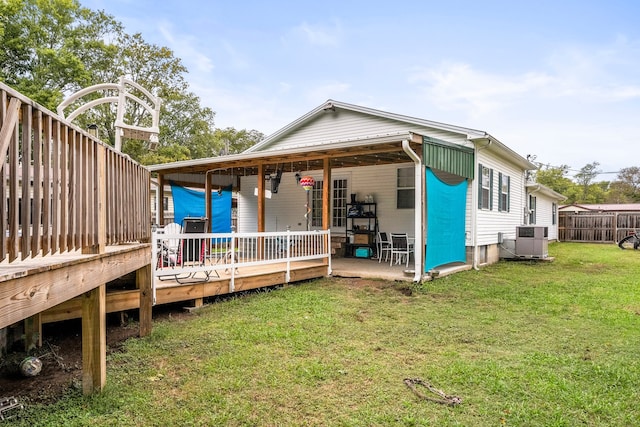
[0,306,191,406]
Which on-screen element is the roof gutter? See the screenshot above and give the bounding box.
[402,139,423,283]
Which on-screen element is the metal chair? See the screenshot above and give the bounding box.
[377,231,392,263]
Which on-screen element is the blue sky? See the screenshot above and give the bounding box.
[82,0,640,179]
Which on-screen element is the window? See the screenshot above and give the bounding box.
[311,178,348,228]
[397,167,414,209]
[332,179,347,227]
[311,180,323,227]
[498,172,510,212]
[478,164,493,210]
[552,202,557,225]
[529,195,537,224]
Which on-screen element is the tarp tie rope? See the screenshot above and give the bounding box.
[403,378,462,406]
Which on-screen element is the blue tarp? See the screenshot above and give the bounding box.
[170,182,232,232]
[425,168,467,271]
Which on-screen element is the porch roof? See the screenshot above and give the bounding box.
[147,131,422,181]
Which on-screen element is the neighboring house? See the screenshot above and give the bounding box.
[149,100,560,280]
[559,203,640,213]
[525,183,567,241]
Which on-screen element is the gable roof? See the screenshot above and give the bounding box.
[245,99,535,170]
[246,99,487,153]
[148,99,536,179]
[526,183,567,201]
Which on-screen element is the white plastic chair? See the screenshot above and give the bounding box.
[377,232,392,263]
[390,233,413,267]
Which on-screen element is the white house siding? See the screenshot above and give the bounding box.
[529,192,559,241]
[237,163,415,236]
[267,110,471,151]
[475,151,528,246]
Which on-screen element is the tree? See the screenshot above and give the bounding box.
[535,164,575,196]
[573,161,602,202]
[614,166,640,202]
[0,0,122,110]
[0,0,228,165]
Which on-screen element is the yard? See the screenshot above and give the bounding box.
[7,243,640,426]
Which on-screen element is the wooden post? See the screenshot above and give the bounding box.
[257,164,265,259]
[322,158,331,265]
[82,284,106,394]
[257,164,265,232]
[157,174,165,226]
[24,313,42,350]
[137,264,153,337]
[0,328,6,355]
[82,144,106,255]
[205,173,212,232]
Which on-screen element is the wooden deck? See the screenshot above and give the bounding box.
[34,255,429,325]
[39,259,330,323]
[0,243,151,330]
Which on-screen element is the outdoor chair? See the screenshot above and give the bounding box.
[377,231,392,263]
[156,222,182,279]
[390,233,414,268]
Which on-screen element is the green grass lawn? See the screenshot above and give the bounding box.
[13,243,640,426]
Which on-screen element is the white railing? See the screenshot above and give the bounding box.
[151,229,331,303]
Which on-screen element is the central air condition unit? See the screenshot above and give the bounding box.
[515,226,548,258]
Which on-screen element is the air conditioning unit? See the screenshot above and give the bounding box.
[515,226,548,258]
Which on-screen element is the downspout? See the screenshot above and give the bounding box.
[402,139,423,283]
[472,137,492,270]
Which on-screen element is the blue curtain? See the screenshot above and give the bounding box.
[170,182,232,232]
[425,168,467,271]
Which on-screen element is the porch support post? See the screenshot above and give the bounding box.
[205,173,212,232]
[81,284,106,394]
[322,158,331,268]
[157,174,165,226]
[322,157,331,230]
[257,164,265,232]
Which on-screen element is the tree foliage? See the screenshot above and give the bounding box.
[535,161,640,204]
[0,0,264,164]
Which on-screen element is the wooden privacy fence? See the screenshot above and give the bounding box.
[559,212,640,243]
[0,82,151,263]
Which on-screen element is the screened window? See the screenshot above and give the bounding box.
[498,172,510,212]
[552,202,557,225]
[529,195,537,224]
[397,167,414,209]
[478,164,493,210]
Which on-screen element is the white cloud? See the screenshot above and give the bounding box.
[157,21,214,73]
[289,21,342,47]
[408,62,552,118]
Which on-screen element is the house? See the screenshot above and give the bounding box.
[149,100,562,281]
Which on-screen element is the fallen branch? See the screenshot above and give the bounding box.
[403,378,462,406]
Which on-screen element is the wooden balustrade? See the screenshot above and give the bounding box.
[0,82,150,263]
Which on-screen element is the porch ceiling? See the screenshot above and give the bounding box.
[151,137,423,185]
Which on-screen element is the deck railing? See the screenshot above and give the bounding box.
[0,82,150,262]
[152,229,331,300]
